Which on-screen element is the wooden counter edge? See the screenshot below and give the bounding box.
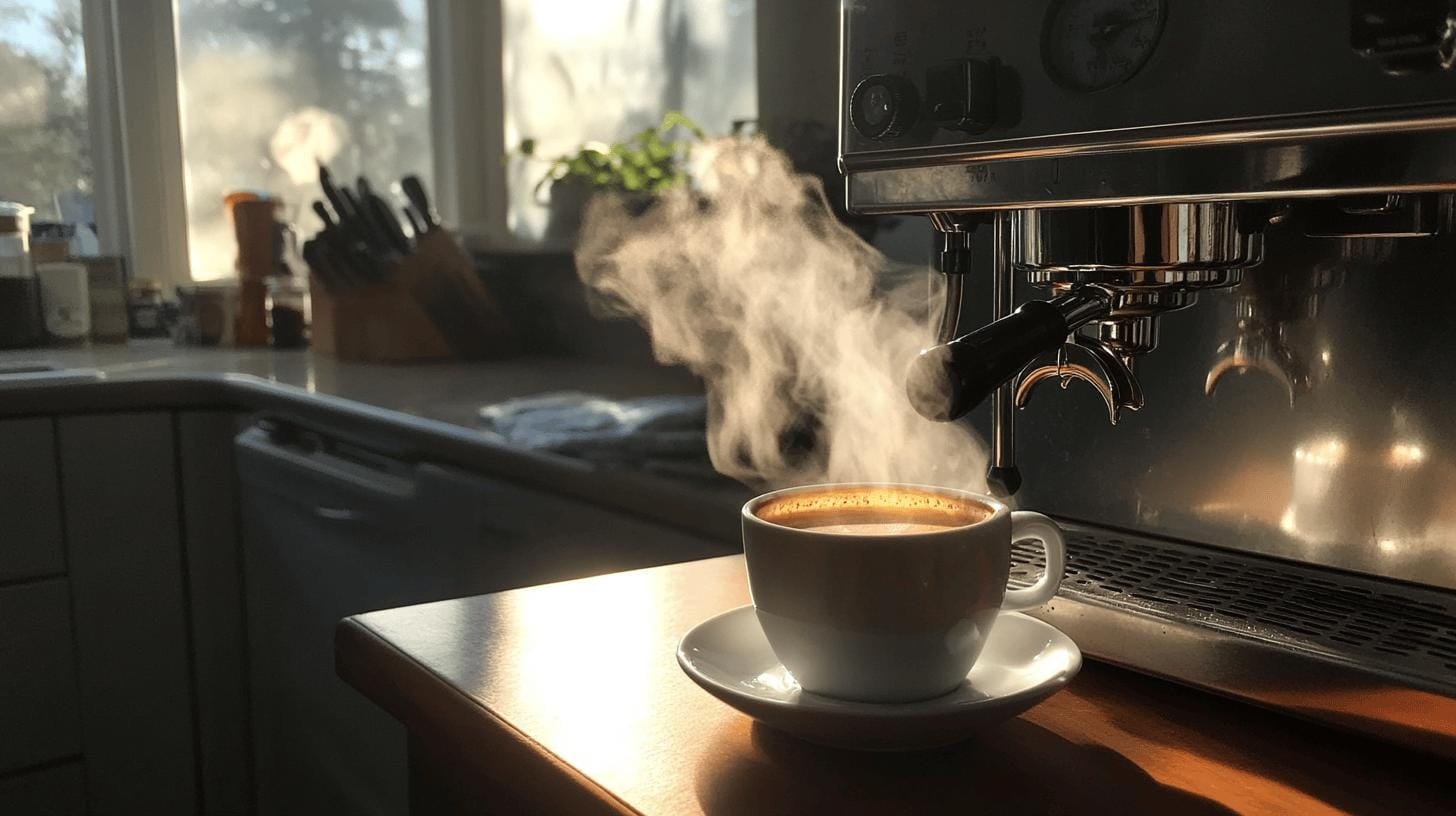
[335,616,636,816]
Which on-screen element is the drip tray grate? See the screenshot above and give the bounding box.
[1010,523,1456,689]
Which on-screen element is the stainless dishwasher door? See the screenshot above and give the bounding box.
[235,421,730,816]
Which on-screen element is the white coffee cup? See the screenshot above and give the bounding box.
[742,482,1065,703]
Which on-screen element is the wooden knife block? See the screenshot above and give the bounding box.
[310,229,515,363]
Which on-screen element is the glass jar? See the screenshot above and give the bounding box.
[0,202,43,349]
[129,278,169,338]
[175,282,238,346]
[83,256,130,343]
[36,261,91,345]
[30,221,74,264]
[266,276,309,348]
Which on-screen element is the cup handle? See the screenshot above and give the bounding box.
[1001,511,1066,610]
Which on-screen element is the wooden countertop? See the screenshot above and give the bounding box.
[337,556,1456,816]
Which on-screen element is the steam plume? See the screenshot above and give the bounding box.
[576,138,987,491]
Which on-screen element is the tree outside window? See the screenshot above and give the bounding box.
[0,0,91,227]
[175,0,431,280]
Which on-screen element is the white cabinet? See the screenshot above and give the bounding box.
[0,418,65,581]
[59,413,196,815]
[3,406,728,816]
[0,579,81,772]
[177,413,250,816]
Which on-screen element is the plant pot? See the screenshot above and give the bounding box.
[543,179,593,248]
[544,183,662,250]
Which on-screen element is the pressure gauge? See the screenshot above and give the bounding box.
[1043,0,1166,92]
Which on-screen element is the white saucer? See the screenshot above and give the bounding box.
[677,605,1081,751]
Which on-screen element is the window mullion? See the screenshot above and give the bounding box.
[80,0,127,259]
[104,0,192,288]
[427,0,509,250]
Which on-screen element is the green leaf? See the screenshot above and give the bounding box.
[658,110,705,140]
[526,110,710,194]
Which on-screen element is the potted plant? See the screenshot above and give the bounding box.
[516,111,705,245]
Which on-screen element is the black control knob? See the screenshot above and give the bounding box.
[850,74,919,140]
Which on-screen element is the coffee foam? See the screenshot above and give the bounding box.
[754,485,991,532]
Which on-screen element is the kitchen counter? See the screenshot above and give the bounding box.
[0,342,748,543]
[337,555,1456,816]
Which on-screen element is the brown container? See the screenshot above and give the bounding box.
[82,256,129,343]
[227,194,281,278]
[226,193,281,346]
[235,277,269,346]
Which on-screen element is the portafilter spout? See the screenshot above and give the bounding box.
[907,288,1110,422]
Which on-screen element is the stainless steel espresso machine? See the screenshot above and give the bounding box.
[842,0,1456,756]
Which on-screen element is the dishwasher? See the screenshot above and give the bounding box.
[235,418,731,816]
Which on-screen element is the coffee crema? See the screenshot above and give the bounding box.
[755,485,991,534]
[805,521,959,535]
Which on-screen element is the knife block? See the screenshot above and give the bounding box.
[310,229,515,363]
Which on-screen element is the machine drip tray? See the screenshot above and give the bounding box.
[1012,522,1456,757]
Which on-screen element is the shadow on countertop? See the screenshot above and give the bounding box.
[694,715,1237,816]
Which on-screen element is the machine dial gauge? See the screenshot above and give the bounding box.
[1042,0,1166,92]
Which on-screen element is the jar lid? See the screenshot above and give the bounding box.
[31,221,75,241]
[266,275,307,293]
[177,280,240,294]
[0,203,35,236]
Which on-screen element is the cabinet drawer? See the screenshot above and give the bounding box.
[0,579,81,772]
[0,419,65,581]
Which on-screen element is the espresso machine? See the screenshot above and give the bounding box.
[843,0,1456,756]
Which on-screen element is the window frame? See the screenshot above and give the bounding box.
[428,0,511,250]
[80,0,501,289]
[82,0,191,290]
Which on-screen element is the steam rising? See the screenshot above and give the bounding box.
[576,138,988,491]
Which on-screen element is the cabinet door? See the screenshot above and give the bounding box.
[418,464,734,591]
[0,579,81,772]
[177,411,249,816]
[59,413,196,816]
[0,418,65,581]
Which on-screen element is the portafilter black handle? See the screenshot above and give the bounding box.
[906,290,1108,422]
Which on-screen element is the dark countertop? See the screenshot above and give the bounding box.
[0,342,749,543]
[337,555,1456,816]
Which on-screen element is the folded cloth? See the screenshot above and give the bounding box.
[478,392,711,465]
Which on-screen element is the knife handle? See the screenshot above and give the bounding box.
[400,175,437,230]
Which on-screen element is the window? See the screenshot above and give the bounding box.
[501,0,756,242]
[173,0,432,280]
[0,0,92,226]
[0,1,756,285]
